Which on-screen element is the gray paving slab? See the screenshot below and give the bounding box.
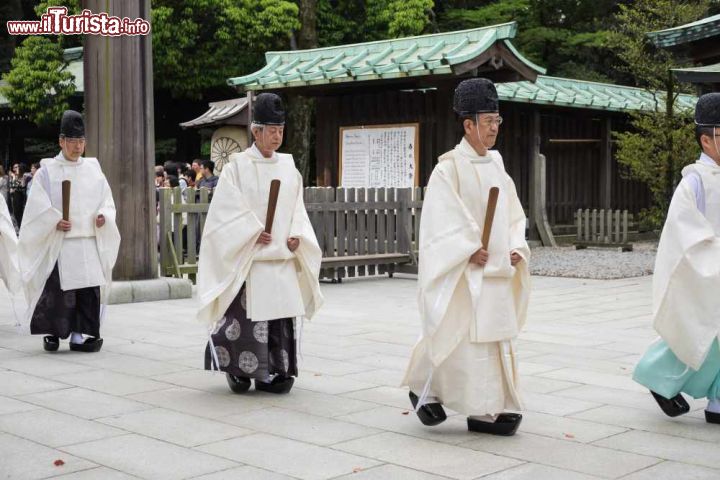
[0,432,98,479]
[61,434,239,479]
[0,275,718,479]
[333,431,522,479]
[197,433,382,480]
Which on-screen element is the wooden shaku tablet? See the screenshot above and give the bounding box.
[264,179,281,234]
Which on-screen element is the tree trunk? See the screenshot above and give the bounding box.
[83,0,157,280]
[285,0,318,184]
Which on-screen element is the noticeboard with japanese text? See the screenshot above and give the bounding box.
[339,123,419,188]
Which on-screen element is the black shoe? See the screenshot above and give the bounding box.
[409,391,447,426]
[705,410,720,424]
[650,391,689,417]
[43,336,59,352]
[255,376,295,394]
[467,413,522,436]
[69,337,103,353]
[226,373,251,394]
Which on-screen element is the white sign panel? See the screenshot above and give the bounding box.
[340,124,418,188]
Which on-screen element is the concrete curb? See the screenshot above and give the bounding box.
[108,277,193,304]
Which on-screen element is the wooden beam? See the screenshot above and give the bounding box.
[599,117,612,209]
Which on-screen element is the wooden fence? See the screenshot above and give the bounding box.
[158,186,426,283]
[158,186,211,283]
[574,208,633,251]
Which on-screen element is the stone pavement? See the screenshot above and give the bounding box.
[1,274,718,480]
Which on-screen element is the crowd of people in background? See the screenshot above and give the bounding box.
[0,162,41,228]
[154,159,218,253]
[154,159,218,199]
[0,157,217,232]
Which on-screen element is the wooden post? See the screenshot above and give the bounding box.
[158,188,171,276]
[529,111,556,247]
[83,0,156,280]
[576,209,582,241]
[600,116,612,210]
[528,110,540,241]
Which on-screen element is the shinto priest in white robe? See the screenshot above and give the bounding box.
[18,153,120,338]
[0,192,21,297]
[633,152,720,403]
[197,144,323,379]
[402,138,531,416]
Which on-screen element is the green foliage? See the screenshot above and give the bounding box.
[611,0,710,228]
[318,0,433,46]
[614,110,698,227]
[610,0,709,90]
[1,35,75,125]
[34,0,81,48]
[152,0,300,99]
[375,0,435,38]
[435,0,621,82]
[317,0,362,46]
[155,138,178,166]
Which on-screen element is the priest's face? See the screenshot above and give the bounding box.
[59,136,85,161]
[253,125,284,156]
[701,127,720,164]
[464,113,502,154]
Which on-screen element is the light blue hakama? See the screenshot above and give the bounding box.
[634,339,720,400]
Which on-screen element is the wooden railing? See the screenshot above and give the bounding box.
[574,208,633,251]
[158,187,425,283]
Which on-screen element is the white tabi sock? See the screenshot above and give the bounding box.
[707,398,720,413]
[70,332,84,344]
[469,414,498,423]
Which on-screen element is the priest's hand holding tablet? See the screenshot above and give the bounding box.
[470,248,488,266]
[96,214,105,228]
[256,232,272,245]
[56,220,71,232]
[510,252,522,266]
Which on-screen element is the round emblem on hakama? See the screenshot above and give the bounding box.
[214,346,231,367]
[212,316,227,335]
[238,351,259,373]
[225,319,241,341]
[253,321,269,343]
[240,289,247,311]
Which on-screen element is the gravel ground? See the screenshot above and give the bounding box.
[529,241,657,279]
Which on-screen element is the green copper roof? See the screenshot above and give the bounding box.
[673,62,720,84]
[228,23,546,90]
[499,76,697,113]
[648,14,720,48]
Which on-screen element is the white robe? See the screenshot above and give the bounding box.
[197,146,323,327]
[652,154,720,370]
[0,194,21,294]
[18,153,120,324]
[402,138,531,416]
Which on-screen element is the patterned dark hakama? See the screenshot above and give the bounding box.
[204,284,297,379]
[29,264,101,339]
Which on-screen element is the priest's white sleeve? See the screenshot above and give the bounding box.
[288,171,324,321]
[18,167,65,323]
[197,163,264,327]
[652,179,720,370]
